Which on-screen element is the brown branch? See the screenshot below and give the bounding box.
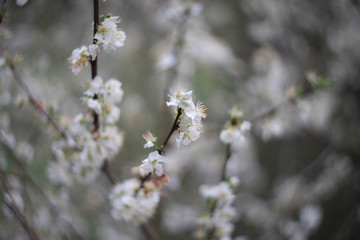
[0,171,40,240]
[140,222,160,240]
[220,144,231,182]
[0,44,68,140]
[134,107,183,193]
[101,160,117,185]
[158,107,183,154]
[0,43,82,152]
[0,141,85,240]
[90,0,100,133]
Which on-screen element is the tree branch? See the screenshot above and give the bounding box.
[0,43,77,148]
[91,0,100,133]
[0,141,85,240]
[0,171,40,240]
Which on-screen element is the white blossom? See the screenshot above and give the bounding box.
[87,99,102,114]
[139,151,168,176]
[220,128,241,144]
[16,0,28,7]
[95,16,126,51]
[99,126,124,159]
[166,88,193,109]
[197,180,237,240]
[109,179,160,223]
[84,76,103,97]
[143,131,157,149]
[199,182,235,206]
[105,105,121,124]
[300,204,322,230]
[16,141,34,162]
[156,53,177,71]
[68,46,89,75]
[47,161,73,186]
[240,121,252,134]
[104,78,123,105]
[176,126,200,148]
[88,44,98,61]
[167,87,206,148]
[185,101,207,124]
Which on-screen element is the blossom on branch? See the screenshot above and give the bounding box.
[167,87,206,148]
[139,151,168,176]
[109,179,160,223]
[68,46,90,75]
[95,15,126,52]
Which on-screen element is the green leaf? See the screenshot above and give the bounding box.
[99,15,105,23]
[205,197,216,209]
[307,72,334,91]
[0,2,7,19]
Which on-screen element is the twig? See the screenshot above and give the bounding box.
[0,171,40,240]
[275,144,332,190]
[0,43,70,142]
[91,0,100,133]
[220,144,231,182]
[135,108,183,192]
[248,100,286,123]
[163,2,194,102]
[140,223,160,240]
[0,141,85,240]
[101,160,117,185]
[158,108,183,154]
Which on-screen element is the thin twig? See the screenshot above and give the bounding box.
[101,160,117,185]
[135,108,183,192]
[220,144,231,182]
[275,144,332,190]
[248,100,286,123]
[158,108,183,153]
[0,171,40,240]
[140,223,160,240]
[0,43,70,142]
[0,141,85,240]
[163,2,193,102]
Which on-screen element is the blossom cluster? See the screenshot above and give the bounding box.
[282,204,323,240]
[108,151,169,223]
[68,14,126,75]
[195,177,239,240]
[47,77,124,184]
[108,87,205,223]
[109,178,160,223]
[166,88,206,148]
[219,106,251,145]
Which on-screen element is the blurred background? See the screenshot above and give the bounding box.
[1,0,360,239]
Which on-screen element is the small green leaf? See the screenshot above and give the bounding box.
[0,2,7,19]
[205,197,216,209]
[307,72,334,90]
[99,15,105,23]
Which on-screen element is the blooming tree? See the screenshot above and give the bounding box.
[0,1,358,240]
